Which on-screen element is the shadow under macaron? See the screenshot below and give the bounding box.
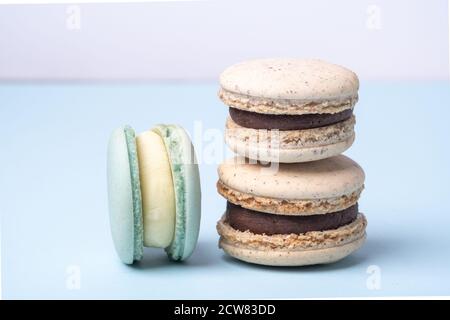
[129,241,219,270]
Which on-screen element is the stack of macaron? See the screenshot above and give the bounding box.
[216,58,367,266]
[107,124,201,264]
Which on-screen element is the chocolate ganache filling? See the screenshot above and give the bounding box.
[229,107,353,130]
[226,202,358,235]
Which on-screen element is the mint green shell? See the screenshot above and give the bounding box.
[153,125,201,261]
[107,126,143,264]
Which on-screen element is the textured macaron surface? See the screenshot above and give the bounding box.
[153,125,201,261]
[107,126,143,264]
[124,126,144,262]
[218,155,365,201]
[224,116,355,164]
[219,58,359,115]
[220,58,359,101]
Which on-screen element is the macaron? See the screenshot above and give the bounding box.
[216,155,367,266]
[107,124,201,264]
[219,58,359,163]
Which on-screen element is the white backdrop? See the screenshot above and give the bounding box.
[0,0,448,81]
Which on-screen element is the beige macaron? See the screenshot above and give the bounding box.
[216,155,367,266]
[219,58,359,163]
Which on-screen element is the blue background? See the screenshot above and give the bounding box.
[1,81,450,299]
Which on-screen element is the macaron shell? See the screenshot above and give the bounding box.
[153,125,201,261]
[124,126,144,262]
[217,180,362,216]
[107,126,144,264]
[218,155,365,201]
[220,236,366,267]
[226,131,354,163]
[220,58,359,100]
[225,116,355,163]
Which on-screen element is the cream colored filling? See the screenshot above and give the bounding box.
[136,131,175,248]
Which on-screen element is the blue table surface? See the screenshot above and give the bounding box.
[1,81,450,299]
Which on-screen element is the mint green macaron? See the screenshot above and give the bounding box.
[107,124,201,264]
